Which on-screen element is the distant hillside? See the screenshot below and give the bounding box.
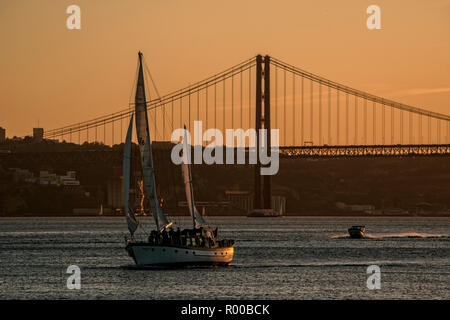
[1,139,449,216]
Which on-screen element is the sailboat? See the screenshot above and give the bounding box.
[123,52,235,266]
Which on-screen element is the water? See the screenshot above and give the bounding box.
[0,216,449,299]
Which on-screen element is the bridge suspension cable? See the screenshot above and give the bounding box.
[42,54,450,149]
[44,56,256,141]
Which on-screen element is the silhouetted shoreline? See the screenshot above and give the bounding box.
[2,212,449,218]
[1,139,449,217]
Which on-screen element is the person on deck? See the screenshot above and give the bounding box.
[168,228,174,245]
[176,227,181,245]
[161,229,169,245]
[155,231,161,245]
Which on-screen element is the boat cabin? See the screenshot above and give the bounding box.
[147,226,233,249]
[181,227,217,248]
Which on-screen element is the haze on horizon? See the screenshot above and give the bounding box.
[0,0,449,138]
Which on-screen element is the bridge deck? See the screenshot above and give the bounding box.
[279,144,450,158]
[1,144,450,165]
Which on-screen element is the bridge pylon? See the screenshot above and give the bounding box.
[254,55,272,210]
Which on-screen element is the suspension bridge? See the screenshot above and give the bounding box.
[42,54,450,158]
[3,53,450,214]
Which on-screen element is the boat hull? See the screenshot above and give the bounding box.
[348,231,364,238]
[348,228,365,239]
[126,243,234,266]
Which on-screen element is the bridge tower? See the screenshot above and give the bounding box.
[253,55,272,211]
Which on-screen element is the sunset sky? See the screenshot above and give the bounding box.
[0,0,449,138]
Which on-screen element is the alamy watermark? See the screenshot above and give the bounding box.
[366,5,381,30]
[66,265,81,290]
[170,121,280,176]
[66,5,81,30]
[366,265,381,290]
[65,5,380,31]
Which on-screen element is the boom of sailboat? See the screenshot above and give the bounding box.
[123,52,235,267]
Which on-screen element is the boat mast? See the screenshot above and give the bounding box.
[188,167,196,230]
[186,128,196,229]
[181,125,209,230]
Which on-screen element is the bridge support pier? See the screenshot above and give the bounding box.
[263,55,272,210]
[254,55,262,210]
[253,55,272,211]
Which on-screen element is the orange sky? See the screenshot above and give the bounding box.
[0,0,449,138]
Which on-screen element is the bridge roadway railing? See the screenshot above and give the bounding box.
[2,144,450,166]
[279,144,450,158]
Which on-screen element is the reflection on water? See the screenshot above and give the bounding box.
[331,232,448,239]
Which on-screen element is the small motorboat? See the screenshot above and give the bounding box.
[348,226,365,239]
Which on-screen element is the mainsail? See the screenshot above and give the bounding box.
[123,114,139,236]
[181,126,209,229]
[134,52,171,231]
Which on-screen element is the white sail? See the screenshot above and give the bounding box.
[181,126,208,229]
[134,52,171,231]
[123,114,139,236]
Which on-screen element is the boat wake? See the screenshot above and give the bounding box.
[232,260,430,269]
[331,232,448,239]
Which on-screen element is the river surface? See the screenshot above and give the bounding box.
[0,216,449,299]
